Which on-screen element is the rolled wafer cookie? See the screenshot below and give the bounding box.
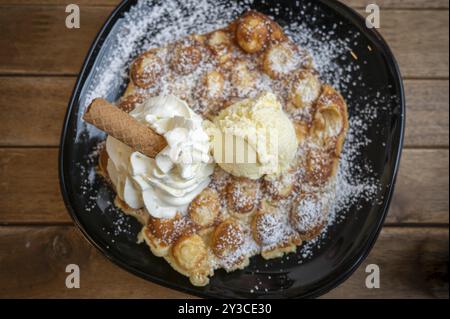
[83,98,167,158]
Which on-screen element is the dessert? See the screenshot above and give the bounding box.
[84,10,349,286]
[209,92,298,179]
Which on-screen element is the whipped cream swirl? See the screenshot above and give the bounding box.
[106,95,214,219]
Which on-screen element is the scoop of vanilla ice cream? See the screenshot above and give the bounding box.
[208,92,298,179]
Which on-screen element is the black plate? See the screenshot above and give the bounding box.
[59,0,405,298]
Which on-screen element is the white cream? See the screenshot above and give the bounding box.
[106,95,214,219]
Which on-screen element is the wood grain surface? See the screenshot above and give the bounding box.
[0,148,448,224]
[0,226,447,298]
[0,78,448,147]
[0,0,448,9]
[0,7,448,78]
[0,0,448,299]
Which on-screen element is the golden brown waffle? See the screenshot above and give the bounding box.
[97,10,349,286]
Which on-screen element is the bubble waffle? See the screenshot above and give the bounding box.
[188,188,221,230]
[96,10,349,286]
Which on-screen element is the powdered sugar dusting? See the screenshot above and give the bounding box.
[83,0,252,109]
[73,0,400,294]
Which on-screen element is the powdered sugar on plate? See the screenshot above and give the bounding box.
[74,0,399,290]
[83,0,253,108]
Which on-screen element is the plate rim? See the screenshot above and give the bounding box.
[59,0,406,299]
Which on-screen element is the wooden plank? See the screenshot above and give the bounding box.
[324,227,449,299]
[0,77,448,147]
[344,0,449,9]
[0,148,66,223]
[0,77,75,146]
[0,148,448,224]
[389,149,449,224]
[368,10,449,79]
[0,7,448,78]
[404,80,449,147]
[0,0,447,9]
[0,225,192,298]
[0,6,111,75]
[0,225,447,298]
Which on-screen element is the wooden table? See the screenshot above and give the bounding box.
[0,0,448,299]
